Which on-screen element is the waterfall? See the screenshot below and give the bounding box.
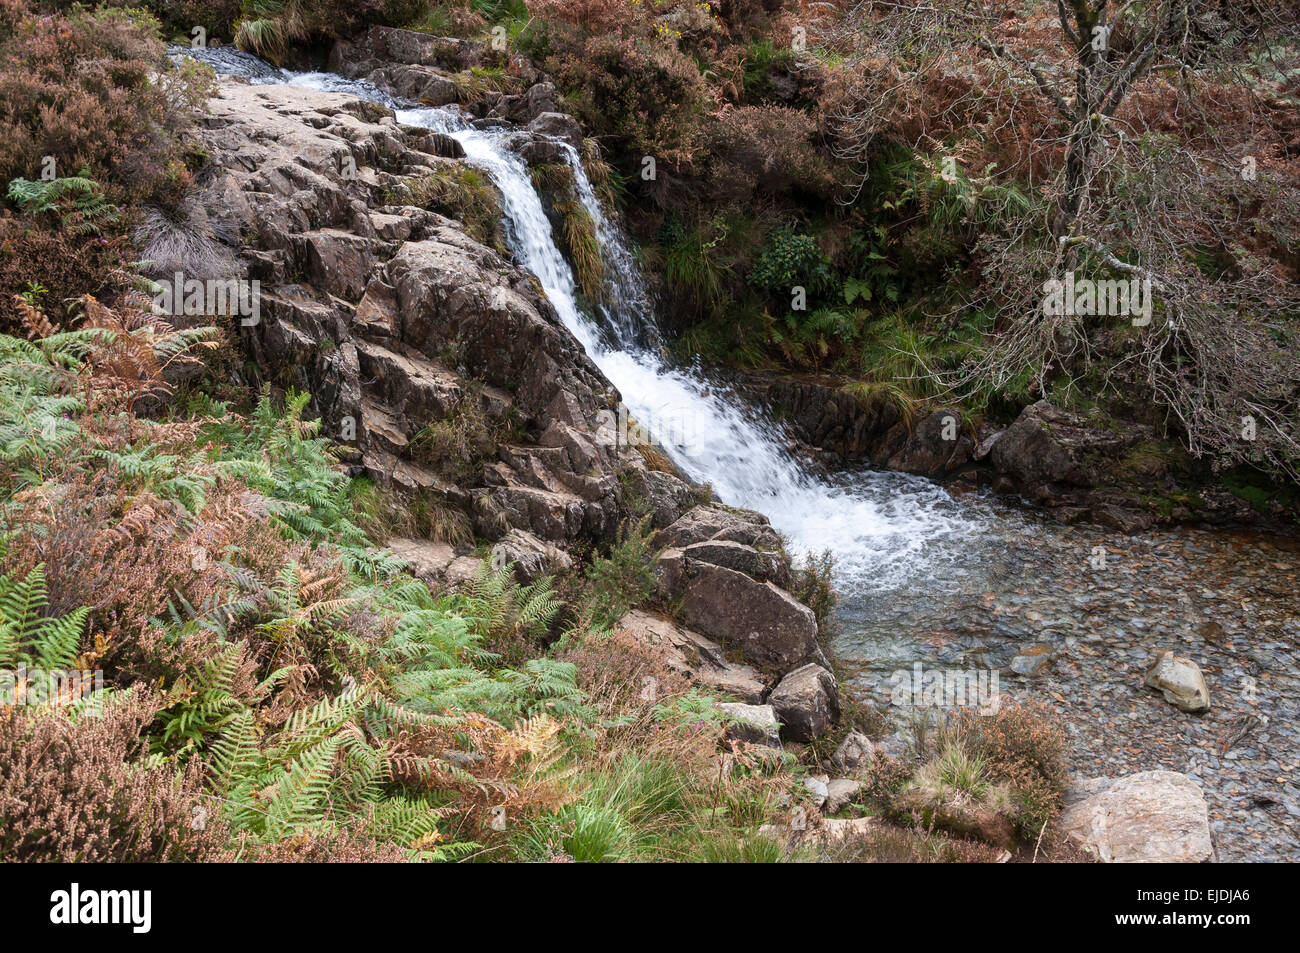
[181,50,985,592]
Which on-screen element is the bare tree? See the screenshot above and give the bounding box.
[814,0,1300,477]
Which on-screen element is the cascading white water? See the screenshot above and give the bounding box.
[184,53,985,592]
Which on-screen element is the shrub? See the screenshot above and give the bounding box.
[749,228,834,294]
[0,693,230,861]
[954,701,1068,840]
[705,105,835,202]
[0,214,134,333]
[791,549,836,633]
[547,33,706,168]
[0,3,214,208]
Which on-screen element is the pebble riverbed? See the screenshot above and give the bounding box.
[831,497,1300,862]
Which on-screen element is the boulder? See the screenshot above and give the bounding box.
[878,408,974,479]
[386,537,481,591]
[803,775,829,810]
[620,460,696,529]
[614,610,767,704]
[768,663,840,742]
[527,112,583,151]
[655,550,817,672]
[1144,650,1211,713]
[831,730,876,776]
[823,779,863,814]
[1059,770,1214,863]
[490,528,573,584]
[718,703,781,749]
[681,539,788,586]
[989,401,1099,488]
[650,504,784,553]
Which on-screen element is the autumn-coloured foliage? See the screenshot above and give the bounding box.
[0,692,230,861]
[0,2,213,208]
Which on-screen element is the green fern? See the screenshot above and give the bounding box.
[7,171,121,235]
[0,557,88,671]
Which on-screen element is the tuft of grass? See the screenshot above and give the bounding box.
[555,200,603,302]
[405,164,502,249]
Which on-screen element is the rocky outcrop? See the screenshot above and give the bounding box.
[490,528,573,584]
[384,538,481,591]
[1060,770,1214,863]
[614,609,767,704]
[194,80,632,558]
[655,548,817,673]
[189,63,841,751]
[740,374,1244,529]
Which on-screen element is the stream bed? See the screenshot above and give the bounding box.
[828,480,1300,862]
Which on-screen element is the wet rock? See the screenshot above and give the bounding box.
[879,408,974,479]
[1060,770,1214,863]
[1144,650,1211,713]
[1093,503,1156,534]
[527,111,583,150]
[615,610,767,704]
[718,702,782,749]
[1009,644,1056,677]
[656,550,817,672]
[769,663,840,742]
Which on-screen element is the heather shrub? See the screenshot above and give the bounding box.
[547,33,706,168]
[0,692,230,862]
[705,105,835,202]
[0,3,214,208]
[954,701,1068,840]
[0,214,134,333]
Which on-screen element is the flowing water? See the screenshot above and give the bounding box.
[182,50,1300,859]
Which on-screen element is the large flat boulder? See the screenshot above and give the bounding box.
[614,610,767,704]
[1059,770,1214,863]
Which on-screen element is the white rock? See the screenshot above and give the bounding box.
[1144,650,1210,712]
[824,779,863,814]
[718,702,782,749]
[803,775,829,809]
[1059,770,1214,863]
